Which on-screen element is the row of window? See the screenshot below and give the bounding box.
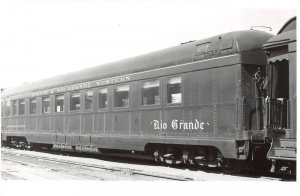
[2,76,182,116]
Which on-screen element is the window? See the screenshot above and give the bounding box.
[70,92,80,111]
[30,98,37,114]
[195,42,210,56]
[5,100,10,116]
[167,76,182,104]
[115,85,129,107]
[19,100,25,115]
[85,90,93,110]
[142,80,160,105]
[99,88,108,109]
[12,100,17,115]
[42,97,50,113]
[55,94,64,112]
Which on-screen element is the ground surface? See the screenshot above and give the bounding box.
[1,148,284,181]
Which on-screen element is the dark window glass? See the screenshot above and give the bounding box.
[115,85,129,107]
[12,100,17,115]
[167,76,182,104]
[70,92,80,111]
[195,43,210,56]
[85,90,93,110]
[99,88,108,109]
[19,100,25,115]
[30,99,37,114]
[42,97,50,113]
[55,94,64,112]
[142,80,160,105]
[5,100,11,116]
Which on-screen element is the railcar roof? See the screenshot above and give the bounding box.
[278,16,296,34]
[263,17,296,49]
[2,30,272,98]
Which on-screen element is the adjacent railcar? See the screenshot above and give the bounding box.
[263,17,296,174]
[1,30,272,172]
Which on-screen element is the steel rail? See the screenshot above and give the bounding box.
[1,148,193,181]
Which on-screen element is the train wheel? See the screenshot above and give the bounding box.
[221,159,242,174]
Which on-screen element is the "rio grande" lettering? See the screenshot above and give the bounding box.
[151,119,210,131]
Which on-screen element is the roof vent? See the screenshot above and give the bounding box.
[180,40,196,45]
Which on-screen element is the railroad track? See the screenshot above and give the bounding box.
[2,147,290,181]
[1,148,194,181]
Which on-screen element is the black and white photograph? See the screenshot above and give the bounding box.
[0,0,298,195]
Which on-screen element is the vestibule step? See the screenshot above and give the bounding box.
[279,138,296,148]
[274,147,296,158]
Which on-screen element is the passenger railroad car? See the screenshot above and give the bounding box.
[263,17,296,174]
[1,30,273,172]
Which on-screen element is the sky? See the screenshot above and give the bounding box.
[0,0,297,90]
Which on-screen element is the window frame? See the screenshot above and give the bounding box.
[98,88,108,110]
[4,100,11,116]
[12,100,18,116]
[114,84,130,108]
[55,94,65,113]
[1,100,4,117]
[41,96,51,114]
[166,75,183,106]
[29,98,37,114]
[141,79,161,107]
[18,99,26,115]
[84,90,93,111]
[70,91,81,112]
